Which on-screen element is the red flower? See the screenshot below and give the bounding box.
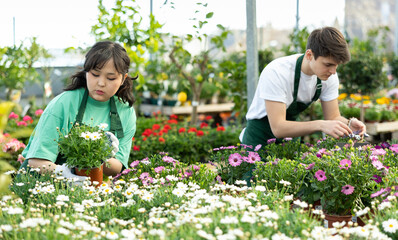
[217,126,225,131]
[167,119,178,124]
[143,137,147,141]
[152,124,161,130]
[170,114,178,119]
[188,127,197,133]
[159,137,165,143]
[200,122,208,128]
[142,129,153,137]
[133,145,140,151]
[178,127,186,133]
[163,124,172,130]
[205,115,212,121]
[196,130,204,137]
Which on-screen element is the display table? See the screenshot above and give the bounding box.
[365,121,398,141]
[139,103,234,116]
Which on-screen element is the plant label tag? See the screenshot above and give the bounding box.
[324,220,328,228]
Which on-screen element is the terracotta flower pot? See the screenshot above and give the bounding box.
[324,213,353,228]
[75,164,103,187]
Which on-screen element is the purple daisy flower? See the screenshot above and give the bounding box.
[372,175,382,183]
[339,159,352,170]
[305,163,315,170]
[315,170,327,181]
[341,185,355,195]
[163,156,176,163]
[254,144,262,152]
[267,138,276,144]
[130,160,140,168]
[370,188,390,198]
[228,153,243,167]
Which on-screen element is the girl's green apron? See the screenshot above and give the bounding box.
[241,54,322,183]
[20,89,124,170]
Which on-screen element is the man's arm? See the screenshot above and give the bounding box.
[266,100,352,139]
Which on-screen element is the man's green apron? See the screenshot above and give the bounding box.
[20,89,124,170]
[241,54,322,183]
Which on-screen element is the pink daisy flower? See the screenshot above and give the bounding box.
[339,159,352,170]
[228,153,243,167]
[244,151,261,163]
[154,166,165,173]
[341,185,355,195]
[315,170,327,181]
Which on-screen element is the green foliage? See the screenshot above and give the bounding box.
[365,107,382,122]
[253,157,308,196]
[57,123,112,170]
[280,27,310,55]
[338,27,389,95]
[0,38,50,100]
[168,2,231,124]
[218,51,247,122]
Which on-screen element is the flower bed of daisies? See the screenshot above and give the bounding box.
[2,135,398,239]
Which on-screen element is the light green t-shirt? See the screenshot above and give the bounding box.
[22,88,136,168]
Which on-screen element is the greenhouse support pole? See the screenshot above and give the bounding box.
[395,0,398,55]
[246,0,258,110]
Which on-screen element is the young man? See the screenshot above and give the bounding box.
[240,27,366,147]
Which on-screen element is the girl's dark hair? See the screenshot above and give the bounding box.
[65,41,137,107]
[306,27,350,64]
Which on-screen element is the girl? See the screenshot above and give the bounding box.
[21,41,137,181]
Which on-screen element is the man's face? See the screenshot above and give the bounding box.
[308,51,339,81]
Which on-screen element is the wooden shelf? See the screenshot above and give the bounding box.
[365,121,398,135]
[138,103,234,116]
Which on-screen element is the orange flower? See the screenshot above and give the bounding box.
[159,137,165,143]
[338,93,347,100]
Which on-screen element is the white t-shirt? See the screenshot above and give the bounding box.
[246,54,339,120]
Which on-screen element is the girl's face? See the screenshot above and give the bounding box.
[86,59,126,102]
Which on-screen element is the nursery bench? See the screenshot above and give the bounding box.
[139,103,234,116]
[365,121,398,141]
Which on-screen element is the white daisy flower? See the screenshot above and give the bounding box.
[98,123,108,130]
[382,218,398,233]
[90,132,101,140]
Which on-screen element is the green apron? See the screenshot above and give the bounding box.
[242,54,322,146]
[241,54,322,184]
[20,89,124,169]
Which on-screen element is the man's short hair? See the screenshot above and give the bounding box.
[306,27,350,64]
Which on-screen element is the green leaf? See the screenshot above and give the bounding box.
[206,12,214,19]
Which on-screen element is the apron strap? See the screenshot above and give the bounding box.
[109,97,124,138]
[293,54,322,103]
[75,89,124,138]
[75,89,89,124]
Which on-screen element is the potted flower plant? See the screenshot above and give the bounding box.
[57,122,113,185]
[303,145,384,227]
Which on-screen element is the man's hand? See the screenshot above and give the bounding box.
[54,164,88,186]
[321,120,353,139]
[348,117,367,136]
[105,132,119,157]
